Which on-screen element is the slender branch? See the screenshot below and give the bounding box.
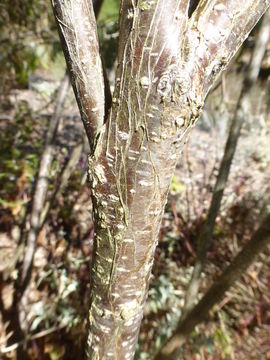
[39,139,84,228]
[181,7,270,318]
[19,74,69,293]
[155,212,270,359]
[51,0,105,151]
[0,325,66,354]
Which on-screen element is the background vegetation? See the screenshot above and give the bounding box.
[0,1,270,359]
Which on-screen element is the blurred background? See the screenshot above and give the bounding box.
[0,1,270,359]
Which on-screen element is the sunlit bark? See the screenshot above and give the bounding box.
[52,1,270,359]
[52,0,105,150]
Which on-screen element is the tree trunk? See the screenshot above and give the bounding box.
[51,1,270,359]
[182,8,270,318]
[154,212,270,360]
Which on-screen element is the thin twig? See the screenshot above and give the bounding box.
[0,325,66,354]
[19,73,70,293]
[39,139,84,228]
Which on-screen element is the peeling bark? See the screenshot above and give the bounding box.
[52,1,270,359]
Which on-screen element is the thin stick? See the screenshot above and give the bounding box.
[0,325,66,354]
[19,73,69,293]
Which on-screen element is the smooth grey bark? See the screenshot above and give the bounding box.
[154,212,270,359]
[51,1,270,359]
[182,8,270,318]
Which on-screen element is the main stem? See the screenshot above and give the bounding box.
[85,1,196,358]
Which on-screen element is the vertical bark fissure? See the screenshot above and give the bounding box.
[188,0,200,18]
